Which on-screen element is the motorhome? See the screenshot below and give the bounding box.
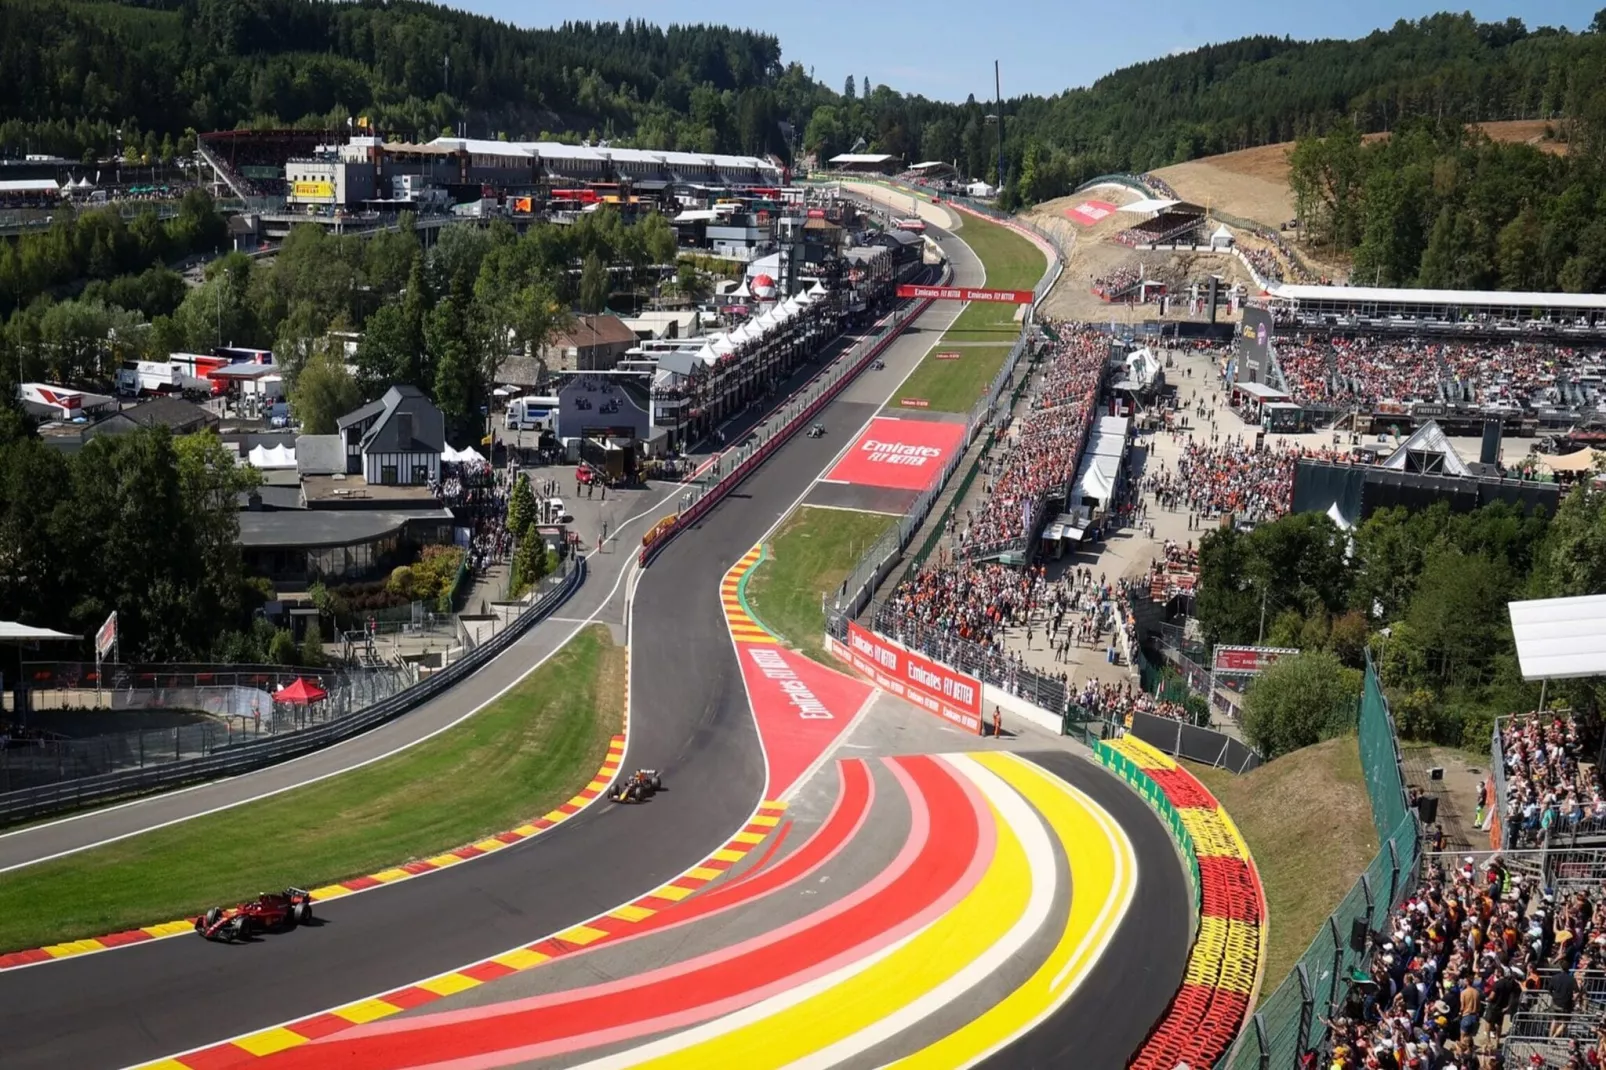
[17,382,107,419]
[505,395,559,432]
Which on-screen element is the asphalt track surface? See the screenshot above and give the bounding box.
[0,223,983,1069]
[985,750,1193,1069]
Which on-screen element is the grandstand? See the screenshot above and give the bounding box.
[826,152,901,175]
[1112,197,1205,247]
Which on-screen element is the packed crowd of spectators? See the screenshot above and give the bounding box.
[1075,680,1189,723]
[953,326,1107,556]
[1272,335,1606,411]
[1114,212,1203,248]
[1497,712,1606,849]
[1143,438,1302,524]
[1315,849,1606,1070]
[1093,265,1143,299]
[881,559,1044,654]
[435,460,512,575]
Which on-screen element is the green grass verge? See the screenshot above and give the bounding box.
[1186,736,1377,1006]
[0,626,624,952]
[888,209,1045,414]
[746,506,896,662]
[893,345,1015,414]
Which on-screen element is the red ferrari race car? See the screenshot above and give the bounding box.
[610,768,663,803]
[194,888,315,942]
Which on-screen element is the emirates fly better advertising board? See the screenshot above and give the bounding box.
[839,622,983,734]
[823,417,966,493]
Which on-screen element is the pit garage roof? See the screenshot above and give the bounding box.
[1508,594,1606,680]
[829,153,897,164]
[1268,283,1606,312]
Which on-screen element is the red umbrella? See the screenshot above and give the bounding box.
[273,677,328,704]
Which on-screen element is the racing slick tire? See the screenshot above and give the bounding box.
[197,907,221,937]
[294,901,312,926]
[227,916,250,943]
[650,774,663,792]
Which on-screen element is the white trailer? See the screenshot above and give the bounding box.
[116,360,181,397]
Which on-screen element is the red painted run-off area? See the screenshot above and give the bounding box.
[262,757,984,1070]
[1065,200,1117,225]
[735,643,869,798]
[823,416,966,493]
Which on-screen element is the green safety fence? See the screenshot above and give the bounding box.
[1216,652,1420,1068]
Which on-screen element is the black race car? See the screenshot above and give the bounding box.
[610,768,663,803]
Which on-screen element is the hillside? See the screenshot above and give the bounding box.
[1155,119,1572,233]
[0,1,829,161]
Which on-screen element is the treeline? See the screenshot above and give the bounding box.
[1289,118,1606,290]
[0,207,681,439]
[798,14,1606,216]
[0,1,825,160]
[1198,490,1606,758]
[0,412,269,662]
[0,189,227,318]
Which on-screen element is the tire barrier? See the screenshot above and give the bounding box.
[1094,734,1267,1070]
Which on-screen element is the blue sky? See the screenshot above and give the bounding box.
[461,0,1600,102]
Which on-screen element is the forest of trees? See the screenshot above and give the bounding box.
[10,2,1606,212]
[1196,490,1606,758]
[0,204,681,440]
[1287,117,1606,290]
[0,1,827,161]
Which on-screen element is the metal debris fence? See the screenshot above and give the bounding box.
[1217,652,1420,1068]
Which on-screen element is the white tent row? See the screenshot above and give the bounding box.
[247,443,297,469]
[692,289,823,367]
[442,445,486,464]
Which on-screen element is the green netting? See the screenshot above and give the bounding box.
[1216,657,1419,1068]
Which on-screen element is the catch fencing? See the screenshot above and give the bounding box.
[1217,653,1420,1069]
[0,554,582,826]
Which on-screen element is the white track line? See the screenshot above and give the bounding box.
[0,491,675,874]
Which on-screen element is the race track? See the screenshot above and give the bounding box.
[0,224,983,1069]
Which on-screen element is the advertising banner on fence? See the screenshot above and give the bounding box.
[840,622,982,734]
[1211,644,1297,675]
[95,611,118,662]
[895,285,1035,304]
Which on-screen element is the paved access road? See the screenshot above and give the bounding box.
[0,226,982,1069]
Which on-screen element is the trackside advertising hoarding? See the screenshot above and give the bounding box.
[895,285,1035,304]
[841,622,982,734]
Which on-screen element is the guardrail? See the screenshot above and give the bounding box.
[0,555,584,827]
[640,262,952,567]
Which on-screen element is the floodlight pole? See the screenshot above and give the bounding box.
[994,61,1004,191]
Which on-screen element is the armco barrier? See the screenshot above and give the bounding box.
[1095,734,1266,1070]
[639,269,948,568]
[0,557,585,827]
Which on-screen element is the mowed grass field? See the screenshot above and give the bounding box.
[0,626,623,952]
[894,209,1045,413]
[745,507,896,661]
[1186,736,1376,1004]
[894,344,1015,413]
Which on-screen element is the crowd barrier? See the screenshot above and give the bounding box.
[0,556,583,826]
[1096,733,1266,1070]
